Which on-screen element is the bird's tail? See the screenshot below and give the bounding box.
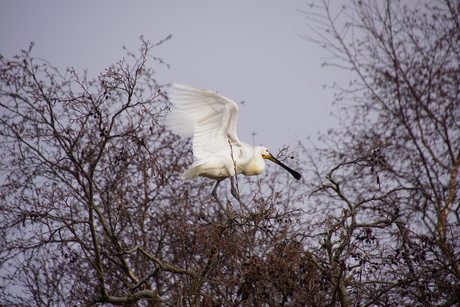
[181,162,203,180]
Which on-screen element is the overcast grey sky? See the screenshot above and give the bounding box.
[1,0,348,152]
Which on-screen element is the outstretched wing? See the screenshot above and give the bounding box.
[166,83,241,160]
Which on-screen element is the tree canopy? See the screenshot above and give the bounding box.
[1,0,459,306]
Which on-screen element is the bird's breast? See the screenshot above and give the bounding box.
[241,159,265,176]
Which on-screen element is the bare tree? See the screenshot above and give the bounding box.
[303,0,460,305]
[0,40,312,306]
[4,1,457,305]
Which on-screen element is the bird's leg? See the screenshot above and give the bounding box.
[212,180,233,218]
[212,180,225,211]
[230,176,254,216]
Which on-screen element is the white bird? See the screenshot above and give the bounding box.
[166,83,301,211]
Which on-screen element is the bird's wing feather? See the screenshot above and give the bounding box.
[166,83,240,160]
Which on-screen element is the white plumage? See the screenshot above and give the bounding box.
[165,83,300,208]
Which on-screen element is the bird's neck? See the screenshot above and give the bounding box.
[241,146,265,176]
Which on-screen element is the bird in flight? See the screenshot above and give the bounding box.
[166,83,301,212]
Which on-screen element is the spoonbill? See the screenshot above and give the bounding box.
[166,83,301,211]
